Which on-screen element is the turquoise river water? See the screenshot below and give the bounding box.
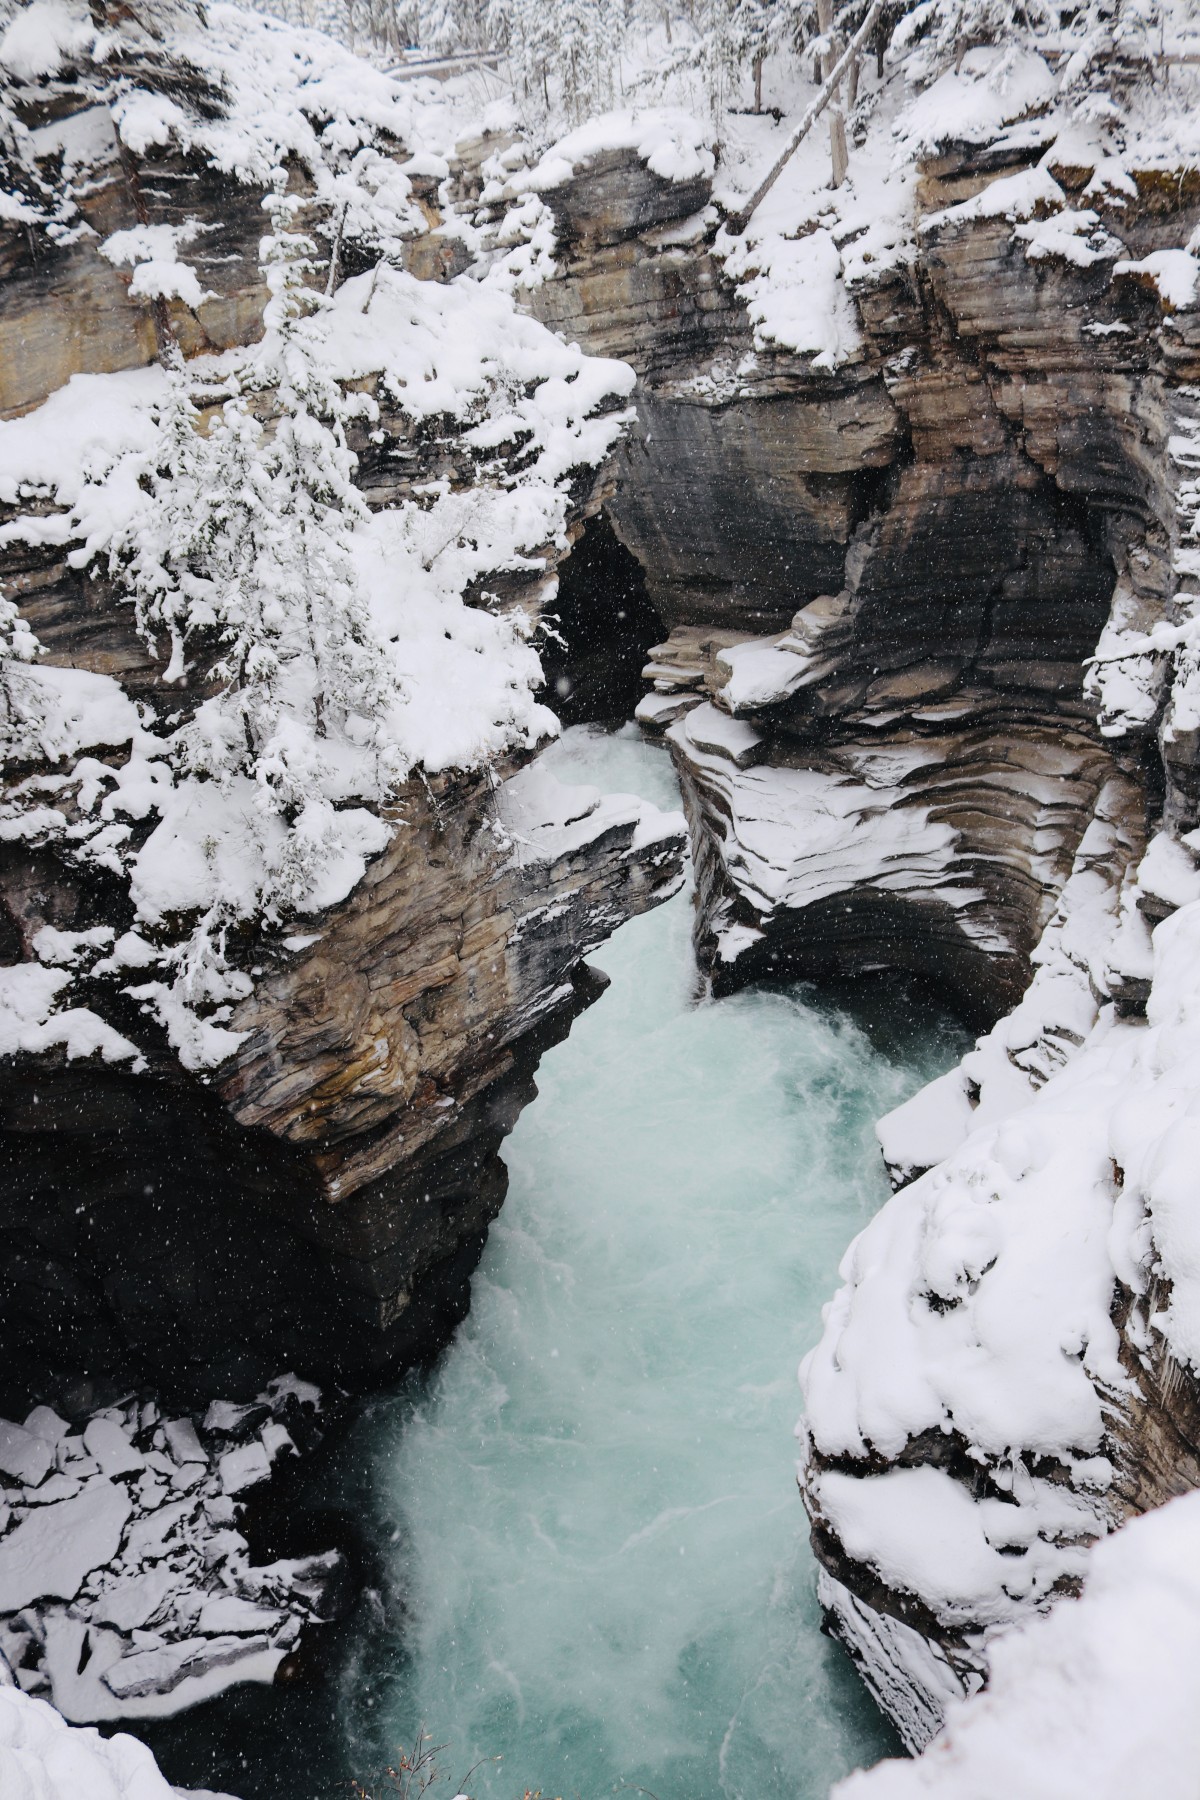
[142,724,967,1800]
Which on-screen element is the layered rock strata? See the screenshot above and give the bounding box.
[791,169,1200,1745]
[508,130,1158,1019]
[497,86,1200,1018]
[0,6,686,1411]
[0,757,684,1404]
[489,67,1200,1747]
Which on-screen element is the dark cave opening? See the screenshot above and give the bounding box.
[539,510,664,725]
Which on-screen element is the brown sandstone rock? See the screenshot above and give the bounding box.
[0,24,686,1410]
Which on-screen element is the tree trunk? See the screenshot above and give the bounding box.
[817,0,848,188]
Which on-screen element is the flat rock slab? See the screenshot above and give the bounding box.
[0,1422,53,1490]
[0,1481,131,1613]
[102,1632,272,1701]
[83,1417,144,1478]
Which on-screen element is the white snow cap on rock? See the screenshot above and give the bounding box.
[0,1682,240,1799]
[0,0,91,81]
[835,1488,1200,1800]
[0,241,634,1072]
[798,810,1200,1724]
[521,110,715,192]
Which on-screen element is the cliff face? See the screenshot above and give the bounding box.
[7,3,1200,1761]
[0,762,684,1404]
[496,69,1200,1748]
[519,123,1194,1024]
[0,3,686,1412]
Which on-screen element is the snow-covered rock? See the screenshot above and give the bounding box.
[0,1482,131,1615]
[0,0,685,1397]
[0,1382,346,1723]
[501,0,1200,1757]
[799,833,1200,1743]
[836,1490,1200,1800]
[0,1681,241,1800]
[667,702,1119,1019]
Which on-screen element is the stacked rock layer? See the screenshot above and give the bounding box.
[0,5,687,1410]
[502,87,1200,1746]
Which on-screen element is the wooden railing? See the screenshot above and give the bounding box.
[385,50,503,82]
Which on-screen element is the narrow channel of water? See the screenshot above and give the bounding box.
[138,724,967,1800]
[347,726,966,1800]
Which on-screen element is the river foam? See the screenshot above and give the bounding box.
[361,725,966,1800]
[135,724,966,1800]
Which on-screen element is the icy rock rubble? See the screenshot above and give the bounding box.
[0,1680,240,1800]
[0,1377,346,1721]
[835,1488,1200,1800]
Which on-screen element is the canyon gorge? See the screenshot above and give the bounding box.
[2,0,1200,1793]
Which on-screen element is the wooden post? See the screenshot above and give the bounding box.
[829,101,849,186]
[753,48,764,112]
[817,0,848,188]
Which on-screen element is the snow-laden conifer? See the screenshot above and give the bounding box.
[0,593,44,764]
[126,178,405,851]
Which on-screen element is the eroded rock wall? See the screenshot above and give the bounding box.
[517,131,1192,1024]
[0,10,686,1413]
[505,109,1200,1747]
[0,760,684,1406]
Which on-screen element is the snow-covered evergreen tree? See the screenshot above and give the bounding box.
[890,0,1168,85]
[634,0,808,119]
[419,0,461,50]
[0,593,43,764]
[120,175,405,925]
[689,0,770,112]
[495,0,558,106]
[262,0,510,55]
[488,0,627,122]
